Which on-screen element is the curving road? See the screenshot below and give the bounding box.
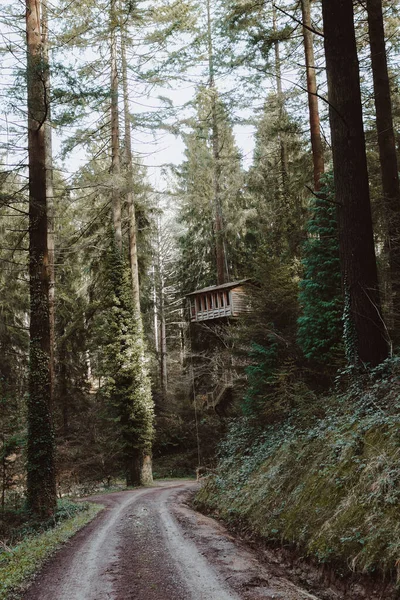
[22,481,321,600]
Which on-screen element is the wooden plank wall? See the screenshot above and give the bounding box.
[231,287,250,316]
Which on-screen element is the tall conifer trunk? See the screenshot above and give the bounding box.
[121,32,140,313]
[110,0,122,251]
[206,0,226,285]
[154,218,168,400]
[42,0,55,404]
[26,0,56,518]
[321,0,388,367]
[272,5,289,194]
[366,0,400,341]
[110,0,140,487]
[121,26,154,486]
[301,0,324,191]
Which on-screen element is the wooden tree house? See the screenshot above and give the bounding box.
[186,279,251,323]
[186,279,252,414]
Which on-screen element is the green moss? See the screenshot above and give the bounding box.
[196,382,400,580]
[0,502,102,599]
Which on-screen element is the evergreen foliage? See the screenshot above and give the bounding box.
[103,238,154,485]
[297,174,344,370]
[239,255,300,419]
[246,96,311,262]
[175,87,247,293]
[242,341,279,416]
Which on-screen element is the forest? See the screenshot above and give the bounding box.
[1,0,400,597]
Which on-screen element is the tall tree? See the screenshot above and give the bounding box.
[366,0,400,341]
[301,0,324,191]
[246,96,310,262]
[121,29,141,315]
[42,0,55,405]
[153,215,168,400]
[105,3,155,486]
[272,4,289,196]
[120,17,154,485]
[26,0,57,517]
[297,174,343,372]
[206,0,227,285]
[321,0,389,367]
[110,0,122,251]
[176,88,246,295]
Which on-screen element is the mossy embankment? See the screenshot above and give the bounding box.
[195,360,400,591]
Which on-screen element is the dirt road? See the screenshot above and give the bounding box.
[22,481,321,600]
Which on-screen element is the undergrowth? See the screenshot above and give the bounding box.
[0,500,102,600]
[195,358,400,583]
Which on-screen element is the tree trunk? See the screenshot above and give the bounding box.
[206,0,226,285]
[321,0,389,367]
[153,264,159,353]
[58,333,69,439]
[160,281,168,398]
[42,0,55,405]
[125,451,153,487]
[272,5,289,194]
[126,450,142,487]
[26,0,56,518]
[301,0,324,192]
[154,218,168,400]
[120,24,153,485]
[141,454,153,486]
[366,0,400,343]
[110,0,122,251]
[121,32,141,313]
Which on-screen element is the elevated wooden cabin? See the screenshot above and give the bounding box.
[187,279,251,323]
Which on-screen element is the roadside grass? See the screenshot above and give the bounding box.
[0,501,102,600]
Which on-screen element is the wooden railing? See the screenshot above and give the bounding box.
[193,305,232,322]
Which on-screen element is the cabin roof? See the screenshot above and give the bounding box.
[186,279,251,297]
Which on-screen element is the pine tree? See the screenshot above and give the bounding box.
[176,88,246,293]
[366,0,400,343]
[246,97,310,261]
[322,0,389,367]
[26,0,57,518]
[103,240,154,486]
[297,175,343,371]
[301,0,324,192]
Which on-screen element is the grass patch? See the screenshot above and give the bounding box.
[0,501,102,600]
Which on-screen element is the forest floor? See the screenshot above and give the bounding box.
[19,480,328,600]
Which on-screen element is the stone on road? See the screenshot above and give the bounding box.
[22,481,321,600]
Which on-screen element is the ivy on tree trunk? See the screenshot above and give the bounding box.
[26,0,57,519]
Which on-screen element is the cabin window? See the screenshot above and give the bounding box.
[190,300,195,317]
[208,295,212,310]
[225,291,230,306]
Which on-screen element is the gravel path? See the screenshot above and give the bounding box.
[22,480,321,600]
